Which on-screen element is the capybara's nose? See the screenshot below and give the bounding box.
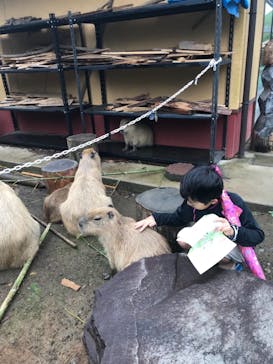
[78,217,86,229]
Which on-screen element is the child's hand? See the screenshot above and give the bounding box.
[176,240,191,251]
[176,227,193,251]
[214,217,234,237]
[135,215,156,232]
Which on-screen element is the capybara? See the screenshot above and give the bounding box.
[119,118,154,152]
[0,181,40,270]
[60,148,113,236]
[76,147,102,181]
[43,183,72,223]
[78,207,171,271]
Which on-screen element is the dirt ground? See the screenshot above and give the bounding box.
[0,183,272,364]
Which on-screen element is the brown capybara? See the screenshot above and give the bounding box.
[78,207,171,271]
[0,181,40,270]
[43,183,72,223]
[60,148,113,236]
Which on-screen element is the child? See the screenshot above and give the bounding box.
[135,165,265,268]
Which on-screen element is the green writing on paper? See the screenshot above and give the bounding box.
[189,231,224,252]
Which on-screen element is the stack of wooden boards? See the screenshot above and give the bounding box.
[0,46,231,71]
[106,94,232,115]
[0,95,79,108]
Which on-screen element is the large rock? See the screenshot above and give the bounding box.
[253,66,273,152]
[83,254,273,364]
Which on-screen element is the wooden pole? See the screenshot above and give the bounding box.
[0,223,51,323]
[31,214,77,249]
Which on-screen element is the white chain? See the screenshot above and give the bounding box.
[0,57,222,176]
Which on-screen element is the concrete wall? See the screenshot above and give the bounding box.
[229,2,265,110]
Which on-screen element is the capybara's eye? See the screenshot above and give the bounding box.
[94,216,102,221]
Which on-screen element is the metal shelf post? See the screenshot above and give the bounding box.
[68,11,86,133]
[0,73,19,130]
[210,0,222,164]
[49,12,73,136]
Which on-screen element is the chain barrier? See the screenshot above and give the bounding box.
[0,57,222,176]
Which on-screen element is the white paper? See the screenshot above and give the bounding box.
[177,214,225,247]
[177,214,236,274]
[187,231,236,274]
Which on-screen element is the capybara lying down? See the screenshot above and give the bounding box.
[78,207,171,271]
[60,148,113,236]
[0,181,40,270]
[43,183,72,223]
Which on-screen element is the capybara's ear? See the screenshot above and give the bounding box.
[107,211,114,219]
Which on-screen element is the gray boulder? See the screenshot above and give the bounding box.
[83,253,273,364]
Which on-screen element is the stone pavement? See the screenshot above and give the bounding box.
[0,144,272,210]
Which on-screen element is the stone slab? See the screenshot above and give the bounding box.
[83,254,273,364]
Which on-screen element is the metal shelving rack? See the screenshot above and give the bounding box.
[67,0,232,165]
[0,1,233,160]
[0,13,78,149]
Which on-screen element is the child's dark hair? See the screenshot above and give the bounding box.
[180,165,223,204]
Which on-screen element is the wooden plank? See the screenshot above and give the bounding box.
[103,50,171,56]
[1,46,53,58]
[113,4,133,10]
[60,45,110,53]
[175,49,213,55]
[184,58,217,63]
[113,105,150,112]
[166,101,192,113]
[143,0,165,5]
[97,0,114,11]
[178,41,213,51]
[108,96,232,116]
[172,57,186,63]
[0,96,75,107]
